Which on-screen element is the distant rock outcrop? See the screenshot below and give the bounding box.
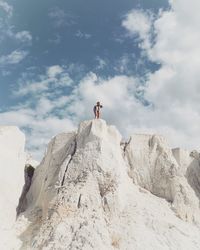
[15,119,200,250]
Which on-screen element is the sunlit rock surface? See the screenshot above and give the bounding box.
[3,120,200,250]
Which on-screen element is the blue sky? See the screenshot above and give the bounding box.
[1,0,168,98]
[1,0,200,160]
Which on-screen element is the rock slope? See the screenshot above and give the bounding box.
[16,119,200,250]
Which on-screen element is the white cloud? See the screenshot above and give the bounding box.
[47,65,63,78]
[0,108,75,160]
[120,0,200,151]
[14,65,73,97]
[122,10,151,38]
[96,57,107,70]
[63,69,200,152]
[1,71,141,160]
[114,55,130,74]
[0,1,13,17]
[144,0,200,109]
[48,7,76,28]
[0,3,32,46]
[0,1,32,66]
[3,29,32,46]
[35,97,54,115]
[15,31,32,43]
[122,10,152,50]
[14,79,51,96]
[65,73,142,129]
[0,50,28,65]
[2,0,200,161]
[58,73,73,87]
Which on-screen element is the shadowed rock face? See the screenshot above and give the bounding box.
[16,164,35,217]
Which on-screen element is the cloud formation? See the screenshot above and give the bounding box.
[122,10,151,40]
[48,7,76,28]
[0,1,32,70]
[47,65,63,78]
[0,0,13,17]
[0,65,75,159]
[14,65,73,97]
[121,0,200,149]
[1,0,200,161]
[0,108,75,160]
[0,50,28,65]
[15,31,32,43]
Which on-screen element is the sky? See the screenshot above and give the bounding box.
[1,0,200,160]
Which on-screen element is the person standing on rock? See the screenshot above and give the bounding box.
[93,101,103,119]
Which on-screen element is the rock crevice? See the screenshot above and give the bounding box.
[16,164,35,217]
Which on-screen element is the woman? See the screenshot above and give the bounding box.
[93,101,103,119]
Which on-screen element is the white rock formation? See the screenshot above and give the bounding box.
[0,126,26,250]
[173,148,200,202]
[125,134,200,222]
[15,119,200,250]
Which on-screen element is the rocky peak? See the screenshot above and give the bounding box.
[14,119,200,250]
